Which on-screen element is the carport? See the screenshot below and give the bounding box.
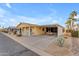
[45,27,58,35]
[41,24,64,36]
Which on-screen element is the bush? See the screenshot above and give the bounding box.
[2,31,8,33]
[13,31,17,35]
[57,36,65,47]
[17,34,22,37]
[71,30,79,37]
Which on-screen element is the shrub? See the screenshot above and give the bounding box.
[3,31,8,33]
[57,36,65,47]
[17,34,22,37]
[13,31,17,35]
[71,30,79,37]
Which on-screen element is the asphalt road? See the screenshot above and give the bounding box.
[0,33,39,56]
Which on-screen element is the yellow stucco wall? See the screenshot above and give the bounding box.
[32,27,45,35]
[17,24,30,29]
[16,23,64,36]
[16,23,45,35]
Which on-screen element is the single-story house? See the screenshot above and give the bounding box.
[5,26,18,34]
[16,23,64,36]
[0,27,4,32]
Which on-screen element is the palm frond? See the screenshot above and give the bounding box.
[65,19,71,24]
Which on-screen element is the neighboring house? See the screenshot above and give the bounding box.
[5,26,18,34]
[16,23,64,36]
[0,27,3,32]
[0,27,6,32]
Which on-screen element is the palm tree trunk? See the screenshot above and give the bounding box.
[70,20,74,30]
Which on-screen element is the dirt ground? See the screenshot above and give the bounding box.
[44,37,79,56]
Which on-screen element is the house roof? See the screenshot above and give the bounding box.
[16,22,39,28]
[40,24,64,28]
[16,22,64,28]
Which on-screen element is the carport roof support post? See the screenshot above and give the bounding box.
[29,26,31,36]
[58,26,63,36]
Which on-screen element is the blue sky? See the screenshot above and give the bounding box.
[0,3,79,28]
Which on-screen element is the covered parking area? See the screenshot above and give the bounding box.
[41,24,64,36]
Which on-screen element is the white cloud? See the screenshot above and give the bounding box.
[10,15,60,26]
[16,16,53,25]
[6,3,12,8]
[52,20,58,24]
[10,19,16,22]
[0,6,62,27]
[0,22,5,26]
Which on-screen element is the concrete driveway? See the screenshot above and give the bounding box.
[0,33,39,56]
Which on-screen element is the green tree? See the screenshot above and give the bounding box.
[65,11,77,30]
[65,19,71,29]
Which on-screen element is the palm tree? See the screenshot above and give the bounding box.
[66,11,77,30]
[65,19,71,29]
[70,11,77,29]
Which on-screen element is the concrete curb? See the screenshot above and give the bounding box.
[2,32,52,56]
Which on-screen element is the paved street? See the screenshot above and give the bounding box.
[0,33,39,56]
